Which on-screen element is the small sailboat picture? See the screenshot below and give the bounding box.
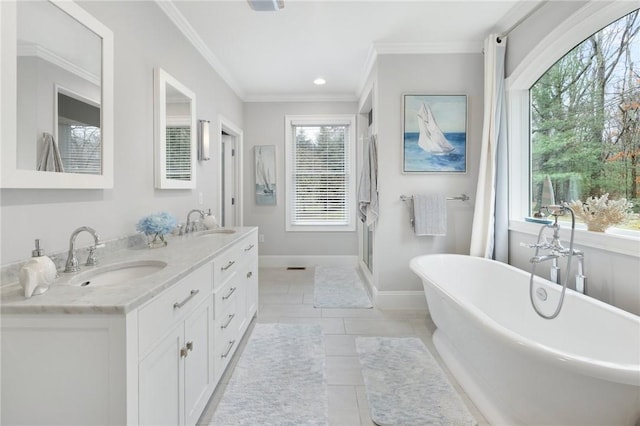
[403,94,467,173]
[255,145,276,205]
[416,103,455,155]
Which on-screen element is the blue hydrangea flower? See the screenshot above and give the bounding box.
[136,212,178,236]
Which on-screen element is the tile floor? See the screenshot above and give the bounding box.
[198,267,488,426]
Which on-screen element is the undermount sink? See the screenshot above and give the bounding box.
[69,260,168,287]
[198,228,236,236]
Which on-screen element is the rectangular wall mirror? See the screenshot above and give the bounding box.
[0,0,114,189]
[154,68,197,189]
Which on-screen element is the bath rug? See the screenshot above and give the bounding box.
[210,323,328,426]
[313,266,373,308]
[356,337,476,426]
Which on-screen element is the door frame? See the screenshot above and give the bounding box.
[217,115,243,227]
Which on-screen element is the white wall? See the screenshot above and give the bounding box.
[1,1,243,265]
[373,53,484,292]
[242,101,359,258]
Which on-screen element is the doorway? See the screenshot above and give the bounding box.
[218,117,243,228]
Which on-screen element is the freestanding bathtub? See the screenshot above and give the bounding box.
[410,254,640,426]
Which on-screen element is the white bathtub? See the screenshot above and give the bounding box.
[410,254,640,426]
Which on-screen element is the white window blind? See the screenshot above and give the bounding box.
[166,126,191,180]
[285,115,356,232]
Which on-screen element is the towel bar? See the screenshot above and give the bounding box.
[400,194,469,202]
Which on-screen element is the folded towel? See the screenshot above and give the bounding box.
[413,194,447,236]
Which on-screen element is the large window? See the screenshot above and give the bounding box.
[285,115,356,232]
[530,9,639,228]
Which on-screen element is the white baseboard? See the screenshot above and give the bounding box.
[371,287,429,311]
[356,261,429,310]
[259,255,359,268]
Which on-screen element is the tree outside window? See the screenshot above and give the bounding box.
[530,9,639,229]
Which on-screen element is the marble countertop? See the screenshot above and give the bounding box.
[1,227,257,315]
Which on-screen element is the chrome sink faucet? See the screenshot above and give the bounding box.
[64,226,103,273]
[184,209,205,234]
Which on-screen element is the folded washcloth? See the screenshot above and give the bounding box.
[412,194,447,236]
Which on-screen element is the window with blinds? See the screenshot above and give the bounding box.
[285,115,356,232]
[166,126,192,180]
[57,92,102,175]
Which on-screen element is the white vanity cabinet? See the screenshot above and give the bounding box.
[1,228,259,426]
[138,263,214,426]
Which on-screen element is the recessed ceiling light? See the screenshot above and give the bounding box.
[314,78,326,86]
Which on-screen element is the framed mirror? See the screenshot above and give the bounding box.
[0,0,114,189]
[154,68,197,189]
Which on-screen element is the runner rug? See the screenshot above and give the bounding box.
[313,266,373,308]
[356,337,476,426]
[210,323,328,426]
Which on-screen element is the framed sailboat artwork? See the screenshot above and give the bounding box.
[254,145,276,205]
[402,94,467,173]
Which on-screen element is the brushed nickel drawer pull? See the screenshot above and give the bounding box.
[221,340,236,358]
[221,260,236,271]
[221,313,235,329]
[244,244,255,252]
[222,286,236,300]
[173,289,200,309]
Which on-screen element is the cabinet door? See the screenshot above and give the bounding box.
[184,297,214,426]
[139,325,184,426]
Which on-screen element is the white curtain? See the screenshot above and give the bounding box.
[470,35,508,262]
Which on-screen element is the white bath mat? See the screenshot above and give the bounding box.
[356,337,476,426]
[210,323,328,426]
[313,266,373,308]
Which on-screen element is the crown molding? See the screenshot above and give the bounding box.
[155,0,245,100]
[243,93,359,103]
[18,44,100,86]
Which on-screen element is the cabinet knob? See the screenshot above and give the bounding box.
[180,347,189,358]
[186,341,194,352]
[246,271,252,278]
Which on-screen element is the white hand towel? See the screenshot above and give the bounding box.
[412,194,447,236]
[18,256,57,298]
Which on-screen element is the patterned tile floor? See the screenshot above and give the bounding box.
[198,267,489,426]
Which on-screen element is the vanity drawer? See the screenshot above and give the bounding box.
[213,245,241,287]
[138,263,213,356]
[214,301,239,380]
[213,273,238,319]
[238,236,258,262]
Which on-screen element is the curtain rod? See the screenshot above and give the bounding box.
[497,0,549,43]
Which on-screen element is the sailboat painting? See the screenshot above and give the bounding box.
[255,145,276,205]
[403,94,467,173]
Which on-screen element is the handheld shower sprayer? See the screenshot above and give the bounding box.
[529,203,577,319]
